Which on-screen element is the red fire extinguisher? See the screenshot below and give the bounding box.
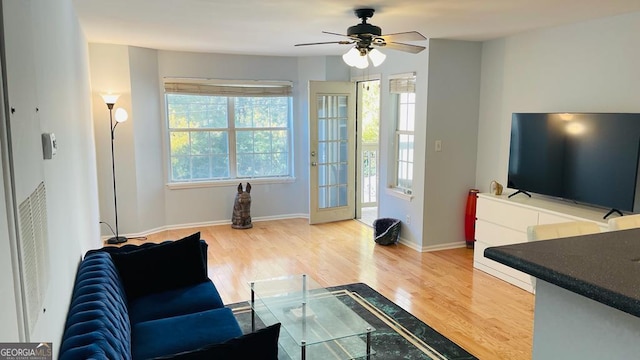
[465,189,479,249]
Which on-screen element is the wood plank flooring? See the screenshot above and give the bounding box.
[140,218,534,359]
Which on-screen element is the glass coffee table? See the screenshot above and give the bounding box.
[250,274,374,360]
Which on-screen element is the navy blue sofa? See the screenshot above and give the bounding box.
[59,233,280,360]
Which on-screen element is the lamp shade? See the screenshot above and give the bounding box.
[342,47,361,67]
[101,93,120,105]
[114,108,129,123]
[368,49,386,67]
[343,47,369,69]
[353,54,369,69]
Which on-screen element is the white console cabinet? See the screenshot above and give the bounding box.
[473,193,608,293]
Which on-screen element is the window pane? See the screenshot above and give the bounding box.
[235,97,254,128]
[254,131,271,153]
[167,94,227,129]
[407,105,415,131]
[167,94,190,129]
[394,87,415,190]
[170,132,190,156]
[165,91,291,182]
[271,153,288,176]
[211,132,229,154]
[236,131,254,154]
[236,97,289,128]
[237,154,254,177]
[191,156,211,179]
[338,185,348,206]
[212,155,229,178]
[254,153,270,176]
[272,130,287,152]
[398,134,414,162]
[171,156,190,181]
[396,132,415,190]
[338,96,348,118]
[270,98,289,127]
[190,132,210,155]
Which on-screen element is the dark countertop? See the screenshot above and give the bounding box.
[484,228,640,317]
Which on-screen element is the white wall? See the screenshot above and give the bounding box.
[157,51,311,227]
[1,0,32,342]
[423,40,482,249]
[30,0,99,348]
[129,47,166,232]
[90,40,481,251]
[1,0,99,355]
[90,48,349,235]
[89,44,136,237]
[0,77,20,341]
[476,11,640,193]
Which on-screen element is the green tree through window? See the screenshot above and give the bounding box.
[166,91,291,182]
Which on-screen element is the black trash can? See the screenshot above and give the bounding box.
[373,218,401,245]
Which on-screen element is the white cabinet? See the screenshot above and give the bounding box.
[473,193,608,293]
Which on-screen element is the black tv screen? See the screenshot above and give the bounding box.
[507,113,640,213]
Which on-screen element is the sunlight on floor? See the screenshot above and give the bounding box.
[358,207,378,227]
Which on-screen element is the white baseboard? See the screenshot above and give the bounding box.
[103,216,467,254]
[420,241,468,252]
[398,237,468,252]
[101,213,310,241]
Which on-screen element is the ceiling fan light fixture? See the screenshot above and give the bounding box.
[343,47,368,69]
[354,54,369,69]
[368,48,386,67]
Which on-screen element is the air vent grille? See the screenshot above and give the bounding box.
[18,182,49,335]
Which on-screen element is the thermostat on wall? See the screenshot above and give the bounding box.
[42,133,57,159]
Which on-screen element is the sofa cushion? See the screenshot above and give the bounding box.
[128,280,224,324]
[132,307,243,360]
[111,232,208,300]
[92,237,209,267]
[152,323,281,360]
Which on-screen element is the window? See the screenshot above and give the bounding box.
[390,74,416,193]
[164,81,292,183]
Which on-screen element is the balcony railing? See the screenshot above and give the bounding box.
[361,142,378,206]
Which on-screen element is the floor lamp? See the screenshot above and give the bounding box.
[101,94,129,244]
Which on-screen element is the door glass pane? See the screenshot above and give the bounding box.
[317,95,349,209]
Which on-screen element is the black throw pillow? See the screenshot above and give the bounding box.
[153,323,281,360]
[111,232,208,300]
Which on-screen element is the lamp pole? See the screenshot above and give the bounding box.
[106,101,127,244]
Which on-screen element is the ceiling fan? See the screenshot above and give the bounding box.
[295,8,427,68]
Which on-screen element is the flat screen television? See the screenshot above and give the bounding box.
[507,113,640,215]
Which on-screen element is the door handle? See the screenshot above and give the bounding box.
[311,162,317,166]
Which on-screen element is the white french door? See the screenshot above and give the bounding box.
[308,81,356,224]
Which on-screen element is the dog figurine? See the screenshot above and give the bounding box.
[231,183,253,229]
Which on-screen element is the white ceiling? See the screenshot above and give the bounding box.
[73,0,640,57]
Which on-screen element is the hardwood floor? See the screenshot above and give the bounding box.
[140,218,534,359]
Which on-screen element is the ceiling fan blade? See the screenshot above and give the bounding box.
[295,41,353,47]
[322,31,352,38]
[379,31,427,42]
[382,42,426,54]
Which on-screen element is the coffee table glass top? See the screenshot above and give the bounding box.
[250,274,374,351]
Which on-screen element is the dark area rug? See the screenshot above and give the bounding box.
[229,282,477,360]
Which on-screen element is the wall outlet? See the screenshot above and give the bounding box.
[435,140,442,152]
[406,215,411,224]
